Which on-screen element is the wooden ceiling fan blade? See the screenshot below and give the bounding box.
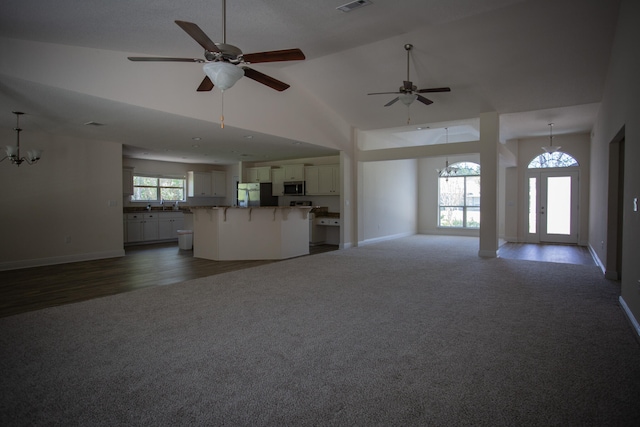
[242,48,305,63]
[416,95,433,105]
[197,76,214,92]
[175,20,220,53]
[128,57,204,62]
[243,67,290,91]
[417,87,451,93]
[384,97,400,107]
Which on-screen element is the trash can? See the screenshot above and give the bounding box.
[177,230,193,250]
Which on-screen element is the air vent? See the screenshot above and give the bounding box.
[336,0,372,13]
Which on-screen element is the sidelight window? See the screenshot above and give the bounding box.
[438,162,480,228]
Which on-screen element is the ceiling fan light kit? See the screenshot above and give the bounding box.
[202,61,244,91]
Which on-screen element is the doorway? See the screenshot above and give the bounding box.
[527,169,579,244]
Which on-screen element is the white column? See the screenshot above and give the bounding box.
[478,112,499,257]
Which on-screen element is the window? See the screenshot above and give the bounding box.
[528,151,579,168]
[438,162,480,228]
[132,175,185,202]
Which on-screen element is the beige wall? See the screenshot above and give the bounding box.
[590,0,640,335]
[359,159,418,244]
[0,133,123,270]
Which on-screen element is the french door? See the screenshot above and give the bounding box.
[527,170,579,244]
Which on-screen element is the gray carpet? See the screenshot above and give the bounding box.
[2,235,639,426]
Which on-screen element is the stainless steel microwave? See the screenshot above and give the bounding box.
[283,181,305,195]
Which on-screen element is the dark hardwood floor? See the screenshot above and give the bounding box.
[498,242,596,266]
[0,243,338,319]
[1,241,595,319]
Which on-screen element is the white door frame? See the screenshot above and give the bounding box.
[526,168,579,244]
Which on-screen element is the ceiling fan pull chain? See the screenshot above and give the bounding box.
[220,92,225,129]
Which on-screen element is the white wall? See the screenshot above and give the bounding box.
[0,133,123,270]
[359,159,418,244]
[589,0,640,335]
[418,154,481,236]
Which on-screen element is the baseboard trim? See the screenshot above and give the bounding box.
[478,249,497,258]
[0,249,126,271]
[588,243,606,275]
[619,296,640,341]
[359,232,414,246]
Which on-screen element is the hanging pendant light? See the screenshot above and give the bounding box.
[542,122,561,153]
[438,127,458,181]
[1,112,43,167]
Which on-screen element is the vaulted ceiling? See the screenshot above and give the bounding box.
[0,0,620,164]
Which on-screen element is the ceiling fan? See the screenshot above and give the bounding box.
[368,44,451,107]
[127,0,305,92]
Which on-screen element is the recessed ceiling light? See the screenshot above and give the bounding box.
[292,141,301,145]
[244,135,254,139]
[192,144,200,148]
[192,137,202,141]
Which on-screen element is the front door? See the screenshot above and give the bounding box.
[527,170,579,244]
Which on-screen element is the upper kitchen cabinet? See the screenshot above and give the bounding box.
[187,171,212,197]
[123,167,134,195]
[305,165,340,196]
[283,164,305,181]
[271,168,285,196]
[211,170,227,197]
[245,167,272,183]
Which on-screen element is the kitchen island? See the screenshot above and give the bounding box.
[191,206,311,261]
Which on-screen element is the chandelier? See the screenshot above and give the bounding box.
[2,112,42,166]
[542,122,561,153]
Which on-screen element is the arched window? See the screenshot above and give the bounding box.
[528,151,579,168]
[438,161,480,228]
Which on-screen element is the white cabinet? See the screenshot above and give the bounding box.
[305,165,340,195]
[126,213,159,242]
[211,170,227,197]
[319,165,340,195]
[122,167,134,195]
[126,212,183,243]
[316,217,341,226]
[245,167,271,183]
[188,171,212,197]
[271,168,285,196]
[158,212,184,240]
[283,164,305,181]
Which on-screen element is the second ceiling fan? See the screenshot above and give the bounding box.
[128,0,305,92]
[368,44,451,107]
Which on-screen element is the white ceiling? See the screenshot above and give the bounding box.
[0,0,620,164]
